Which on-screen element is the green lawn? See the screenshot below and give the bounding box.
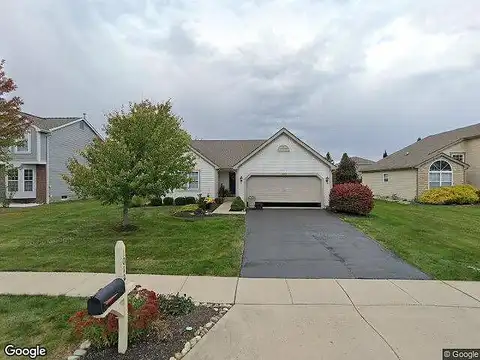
[0,201,245,276]
[343,200,480,281]
[0,295,85,360]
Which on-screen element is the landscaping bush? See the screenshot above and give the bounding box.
[163,197,174,206]
[158,293,195,317]
[149,197,163,206]
[69,289,160,348]
[197,194,206,210]
[214,197,224,204]
[185,196,196,205]
[130,195,147,208]
[230,196,245,211]
[418,185,479,205]
[329,182,374,215]
[170,204,199,216]
[174,197,186,206]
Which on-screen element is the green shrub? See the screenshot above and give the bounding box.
[174,197,186,206]
[149,197,163,206]
[130,195,146,207]
[215,197,224,204]
[163,197,174,205]
[230,196,245,211]
[159,293,195,316]
[329,183,374,215]
[197,193,206,210]
[185,196,196,204]
[419,185,479,205]
[170,204,199,216]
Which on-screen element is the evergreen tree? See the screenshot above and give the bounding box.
[325,152,334,164]
[383,150,388,158]
[334,153,359,184]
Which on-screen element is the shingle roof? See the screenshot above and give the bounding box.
[190,139,266,168]
[363,122,480,172]
[350,156,375,165]
[22,112,81,131]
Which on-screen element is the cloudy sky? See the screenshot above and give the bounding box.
[2,0,480,161]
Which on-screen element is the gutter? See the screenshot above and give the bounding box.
[46,134,50,204]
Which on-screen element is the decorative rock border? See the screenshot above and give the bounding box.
[171,302,232,360]
[65,303,233,360]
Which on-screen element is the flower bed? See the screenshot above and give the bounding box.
[68,289,232,360]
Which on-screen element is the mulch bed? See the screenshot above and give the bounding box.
[83,306,217,360]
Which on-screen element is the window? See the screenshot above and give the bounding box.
[61,195,69,200]
[383,173,389,183]
[187,171,199,190]
[429,160,452,188]
[7,168,19,192]
[24,169,34,191]
[15,132,31,153]
[450,153,465,163]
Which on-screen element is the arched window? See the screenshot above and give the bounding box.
[429,160,452,188]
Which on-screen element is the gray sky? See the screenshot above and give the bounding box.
[1,0,480,161]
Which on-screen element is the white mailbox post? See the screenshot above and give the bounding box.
[89,241,135,354]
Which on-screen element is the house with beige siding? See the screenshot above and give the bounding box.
[168,128,336,208]
[1,112,102,204]
[361,122,480,200]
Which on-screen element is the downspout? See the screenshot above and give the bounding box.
[46,133,50,204]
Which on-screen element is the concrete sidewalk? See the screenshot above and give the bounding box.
[1,272,479,360]
[0,272,479,307]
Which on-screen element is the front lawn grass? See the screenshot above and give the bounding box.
[343,200,480,280]
[0,295,85,360]
[0,201,245,276]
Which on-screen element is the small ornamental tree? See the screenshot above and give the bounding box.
[334,153,359,185]
[63,100,195,228]
[325,152,334,164]
[0,59,31,163]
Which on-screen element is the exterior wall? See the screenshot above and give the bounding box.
[9,127,40,163]
[0,165,4,203]
[443,141,467,155]
[236,133,332,207]
[48,121,98,201]
[362,170,417,200]
[168,153,217,199]
[465,137,480,187]
[36,165,47,203]
[40,133,48,162]
[417,156,465,196]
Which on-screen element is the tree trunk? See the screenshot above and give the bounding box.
[123,202,130,227]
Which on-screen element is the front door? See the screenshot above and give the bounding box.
[229,172,236,196]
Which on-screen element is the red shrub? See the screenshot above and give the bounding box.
[329,182,374,215]
[68,289,160,348]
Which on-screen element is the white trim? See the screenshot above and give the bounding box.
[46,134,50,204]
[428,159,453,189]
[189,146,219,169]
[383,173,389,183]
[186,170,200,190]
[36,129,41,161]
[14,131,32,154]
[233,128,336,170]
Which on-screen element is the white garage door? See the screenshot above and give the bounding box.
[246,176,323,203]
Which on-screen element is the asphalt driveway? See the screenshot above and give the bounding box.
[241,209,429,279]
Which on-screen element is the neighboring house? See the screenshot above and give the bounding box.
[361,122,480,200]
[1,112,102,203]
[350,156,375,176]
[167,128,335,208]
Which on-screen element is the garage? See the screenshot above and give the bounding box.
[246,175,323,206]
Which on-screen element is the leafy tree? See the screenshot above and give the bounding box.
[334,153,359,185]
[325,152,334,164]
[63,100,195,228]
[383,150,388,158]
[0,59,30,163]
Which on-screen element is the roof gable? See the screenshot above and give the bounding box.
[232,128,335,169]
[363,122,480,172]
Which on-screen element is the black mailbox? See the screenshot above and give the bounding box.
[87,278,126,316]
